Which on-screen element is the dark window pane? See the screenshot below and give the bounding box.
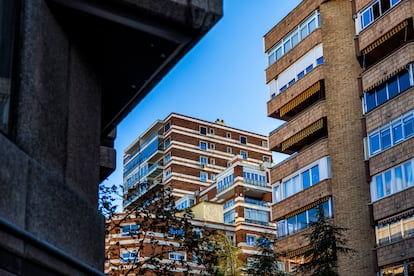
[376,83,387,105]
[398,70,411,92]
[297,71,305,80]
[297,212,307,231]
[372,2,381,19]
[387,75,399,98]
[365,91,377,112]
[308,207,317,223]
[200,127,207,135]
[305,64,313,73]
[381,0,391,13]
[311,165,320,185]
[288,79,296,86]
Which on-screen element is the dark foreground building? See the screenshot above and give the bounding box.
[0,0,221,275]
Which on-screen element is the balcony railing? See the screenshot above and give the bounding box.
[245,219,269,226]
[244,198,268,207]
[217,180,234,194]
[244,178,267,188]
[125,132,160,163]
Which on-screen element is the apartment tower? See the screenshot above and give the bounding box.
[123,113,272,211]
[265,1,372,274]
[266,0,414,274]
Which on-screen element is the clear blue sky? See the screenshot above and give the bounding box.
[103,1,302,193]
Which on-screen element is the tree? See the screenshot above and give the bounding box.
[299,204,354,276]
[210,232,245,276]
[246,236,283,276]
[101,184,219,276]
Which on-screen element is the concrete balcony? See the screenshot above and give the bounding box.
[269,100,327,154]
[267,66,325,121]
[376,236,414,267]
[372,186,414,222]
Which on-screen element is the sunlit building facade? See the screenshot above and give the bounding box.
[265,0,414,274]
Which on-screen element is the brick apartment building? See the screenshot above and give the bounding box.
[122,113,272,210]
[106,114,275,274]
[264,0,414,275]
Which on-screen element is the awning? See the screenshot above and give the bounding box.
[377,208,414,225]
[364,63,410,92]
[281,118,325,151]
[284,196,330,219]
[279,81,321,117]
[362,20,409,55]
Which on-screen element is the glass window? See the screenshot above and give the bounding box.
[292,175,301,194]
[389,220,402,242]
[308,18,316,33]
[275,47,283,60]
[291,33,299,47]
[361,9,372,28]
[297,71,305,80]
[300,25,308,39]
[316,56,324,65]
[200,172,207,182]
[393,122,403,143]
[164,122,171,132]
[287,216,297,234]
[365,92,376,112]
[227,147,232,154]
[200,156,207,165]
[297,212,307,231]
[399,70,411,91]
[369,133,380,155]
[246,235,256,246]
[387,75,399,98]
[372,2,381,20]
[394,166,403,191]
[284,40,291,53]
[240,136,247,144]
[376,84,387,106]
[240,150,247,160]
[308,206,318,223]
[209,143,215,150]
[200,141,207,150]
[288,79,296,86]
[273,185,281,203]
[302,170,311,189]
[210,128,214,135]
[404,115,414,138]
[404,162,413,187]
[311,165,320,185]
[384,170,392,195]
[200,126,207,135]
[305,64,314,73]
[226,132,231,138]
[377,224,389,245]
[404,214,414,237]
[283,180,293,198]
[376,175,384,199]
[380,128,391,150]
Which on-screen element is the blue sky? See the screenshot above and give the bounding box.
[103,1,302,193]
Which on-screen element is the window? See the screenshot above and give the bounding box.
[210,174,215,181]
[240,136,247,144]
[200,126,207,135]
[226,132,231,138]
[226,232,236,245]
[274,158,330,203]
[209,128,215,135]
[226,147,232,154]
[246,235,256,246]
[200,156,207,165]
[209,143,215,150]
[0,0,19,134]
[121,251,139,263]
[357,0,402,32]
[376,212,414,246]
[164,152,171,163]
[240,150,247,160]
[164,122,171,132]
[224,209,235,224]
[164,138,171,148]
[267,10,321,66]
[164,168,171,179]
[200,141,207,151]
[268,44,324,98]
[121,224,139,236]
[217,173,235,193]
[244,171,267,186]
[367,109,414,157]
[363,64,414,113]
[277,198,333,238]
[263,156,270,163]
[223,199,234,210]
[200,172,208,182]
[245,208,269,225]
[210,158,215,165]
[169,252,186,261]
[380,261,414,276]
[371,159,414,201]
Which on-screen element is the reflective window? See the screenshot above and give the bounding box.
[357,0,402,32]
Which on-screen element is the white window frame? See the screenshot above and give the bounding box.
[200,172,208,182]
[200,141,207,151]
[200,126,207,135]
[169,251,186,261]
[200,156,208,165]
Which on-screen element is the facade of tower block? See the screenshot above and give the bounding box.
[264,0,375,274]
[122,113,272,211]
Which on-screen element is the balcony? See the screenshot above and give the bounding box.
[123,179,163,210]
[244,198,268,207]
[357,0,414,68]
[270,100,327,154]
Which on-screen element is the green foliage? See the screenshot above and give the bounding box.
[103,186,219,276]
[246,237,283,276]
[300,205,354,276]
[210,232,245,276]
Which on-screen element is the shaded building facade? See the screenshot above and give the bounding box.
[0,0,221,275]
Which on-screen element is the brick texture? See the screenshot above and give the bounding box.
[372,186,414,221]
[376,237,414,267]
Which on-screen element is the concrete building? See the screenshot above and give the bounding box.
[0,0,221,275]
[122,113,272,211]
[264,0,414,275]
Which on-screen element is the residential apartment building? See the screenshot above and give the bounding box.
[106,157,275,275]
[265,0,414,274]
[122,113,272,211]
